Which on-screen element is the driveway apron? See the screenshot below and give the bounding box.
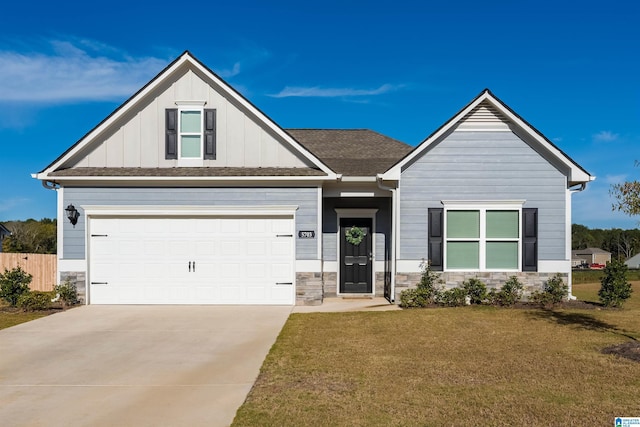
[0,305,291,427]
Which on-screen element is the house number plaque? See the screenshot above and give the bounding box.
[298,231,315,239]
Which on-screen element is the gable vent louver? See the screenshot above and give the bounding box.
[457,101,510,131]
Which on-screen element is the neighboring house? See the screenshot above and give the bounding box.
[571,248,611,266]
[0,223,10,252]
[625,253,640,269]
[33,51,594,306]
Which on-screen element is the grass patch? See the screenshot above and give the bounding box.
[0,304,52,330]
[233,282,640,426]
[573,269,640,284]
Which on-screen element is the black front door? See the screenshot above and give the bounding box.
[340,218,373,294]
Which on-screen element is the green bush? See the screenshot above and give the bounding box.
[462,278,487,304]
[530,274,568,306]
[488,276,524,306]
[54,281,79,306]
[17,291,52,311]
[437,287,468,307]
[0,266,32,306]
[598,258,633,308]
[399,261,443,308]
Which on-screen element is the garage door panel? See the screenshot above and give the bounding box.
[89,216,295,305]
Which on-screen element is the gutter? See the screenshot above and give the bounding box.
[376,175,398,303]
[566,181,591,300]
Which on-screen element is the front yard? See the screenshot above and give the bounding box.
[233,281,640,426]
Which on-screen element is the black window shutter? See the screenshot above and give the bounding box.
[428,208,443,271]
[203,109,216,160]
[165,109,178,160]
[522,208,538,271]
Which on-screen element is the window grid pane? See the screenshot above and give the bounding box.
[181,135,201,158]
[486,242,518,269]
[446,241,479,269]
[180,111,201,133]
[447,210,480,238]
[486,211,519,238]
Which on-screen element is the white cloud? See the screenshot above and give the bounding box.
[592,130,619,143]
[218,62,241,78]
[552,137,563,143]
[0,40,168,103]
[269,83,400,98]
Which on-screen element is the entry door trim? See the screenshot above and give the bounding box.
[335,209,377,297]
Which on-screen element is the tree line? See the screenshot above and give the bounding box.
[572,224,640,260]
[1,219,57,254]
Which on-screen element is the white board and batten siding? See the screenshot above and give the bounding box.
[69,68,311,170]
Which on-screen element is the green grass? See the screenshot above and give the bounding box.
[573,269,640,284]
[0,305,50,330]
[233,282,640,426]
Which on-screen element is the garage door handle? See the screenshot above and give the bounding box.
[277,234,293,237]
[91,282,108,285]
[192,261,196,272]
[188,261,191,272]
[276,282,293,285]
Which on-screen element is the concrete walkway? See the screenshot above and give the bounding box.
[293,297,401,313]
[0,305,291,427]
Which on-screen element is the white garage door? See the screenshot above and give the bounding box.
[89,216,295,305]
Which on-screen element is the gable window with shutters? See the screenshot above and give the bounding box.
[165,102,216,164]
[428,202,537,272]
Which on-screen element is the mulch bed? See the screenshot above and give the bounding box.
[602,342,640,362]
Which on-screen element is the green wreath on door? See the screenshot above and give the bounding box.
[345,226,365,246]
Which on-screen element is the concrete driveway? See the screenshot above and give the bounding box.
[0,305,291,427]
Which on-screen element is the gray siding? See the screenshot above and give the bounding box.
[399,130,567,261]
[322,198,391,262]
[63,187,318,260]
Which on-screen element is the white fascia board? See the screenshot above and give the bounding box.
[39,53,336,179]
[36,175,333,184]
[82,205,299,217]
[339,176,378,182]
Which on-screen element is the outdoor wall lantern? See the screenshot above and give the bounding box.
[65,204,80,227]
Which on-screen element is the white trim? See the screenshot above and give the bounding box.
[82,205,299,217]
[454,128,512,132]
[335,209,378,297]
[37,52,337,180]
[441,200,525,208]
[175,100,206,106]
[317,186,323,261]
[538,260,571,273]
[37,175,333,182]
[296,260,322,272]
[57,187,64,259]
[396,260,423,273]
[340,192,376,197]
[322,261,338,272]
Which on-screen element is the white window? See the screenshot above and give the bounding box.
[443,202,523,271]
[178,108,203,159]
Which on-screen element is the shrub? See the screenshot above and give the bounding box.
[488,276,524,306]
[462,278,487,304]
[54,281,79,306]
[599,258,633,308]
[17,291,52,311]
[437,287,468,307]
[530,274,568,306]
[399,261,443,308]
[0,266,32,306]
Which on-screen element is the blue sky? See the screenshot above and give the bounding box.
[0,0,638,229]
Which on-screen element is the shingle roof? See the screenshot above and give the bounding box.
[572,247,612,255]
[49,167,326,177]
[287,129,412,176]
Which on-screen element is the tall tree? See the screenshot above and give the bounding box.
[611,162,640,217]
[1,219,57,254]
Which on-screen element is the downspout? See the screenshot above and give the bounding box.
[567,182,588,299]
[377,175,397,303]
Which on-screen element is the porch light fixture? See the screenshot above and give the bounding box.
[65,204,80,227]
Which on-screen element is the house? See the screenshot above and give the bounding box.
[0,223,10,252]
[571,248,611,267]
[625,253,640,269]
[33,51,594,305]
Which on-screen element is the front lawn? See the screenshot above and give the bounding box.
[0,304,53,330]
[233,282,640,426]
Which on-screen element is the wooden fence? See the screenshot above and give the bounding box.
[0,253,57,291]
